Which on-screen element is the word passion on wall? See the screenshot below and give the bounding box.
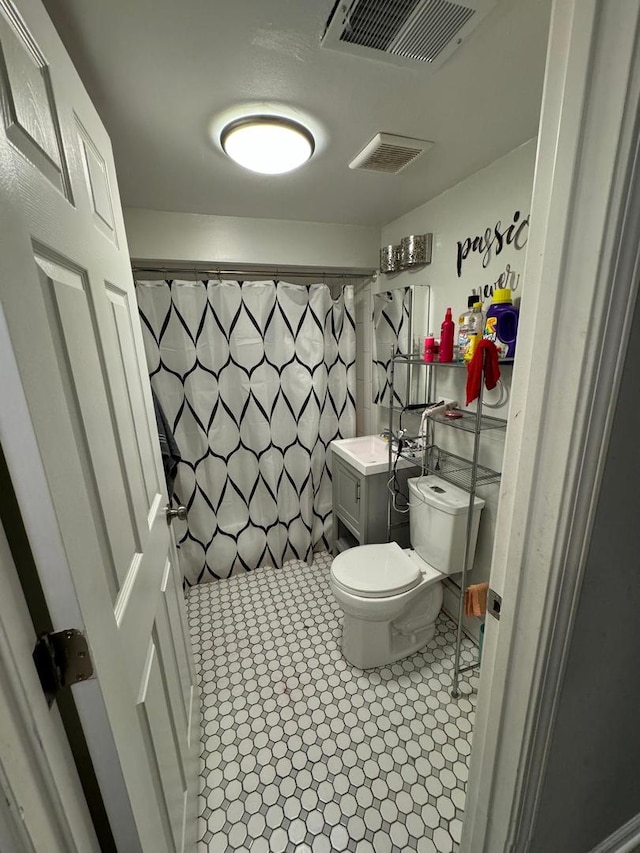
[456,210,529,278]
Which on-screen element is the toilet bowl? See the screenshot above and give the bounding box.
[330,475,485,669]
[330,543,444,669]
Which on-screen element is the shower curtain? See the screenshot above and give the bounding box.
[136,279,356,585]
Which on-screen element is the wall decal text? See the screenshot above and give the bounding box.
[456,210,529,277]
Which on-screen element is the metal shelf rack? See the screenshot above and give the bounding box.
[387,353,507,698]
[423,446,502,490]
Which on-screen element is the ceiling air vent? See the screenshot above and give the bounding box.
[321,0,497,70]
[349,133,433,174]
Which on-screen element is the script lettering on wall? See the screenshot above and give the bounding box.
[456,210,529,277]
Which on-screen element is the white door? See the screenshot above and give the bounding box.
[0,0,199,850]
[0,515,100,853]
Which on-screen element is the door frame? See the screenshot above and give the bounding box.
[462,1,640,850]
[0,485,101,852]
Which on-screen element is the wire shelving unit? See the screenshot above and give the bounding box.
[387,353,507,698]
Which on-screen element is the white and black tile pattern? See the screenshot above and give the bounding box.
[137,280,356,585]
[188,553,478,853]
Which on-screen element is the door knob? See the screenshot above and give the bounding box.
[165,504,187,525]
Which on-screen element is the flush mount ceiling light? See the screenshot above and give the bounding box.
[221,116,315,175]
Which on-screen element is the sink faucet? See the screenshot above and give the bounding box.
[380,428,405,447]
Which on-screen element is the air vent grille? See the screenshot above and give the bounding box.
[349,133,433,174]
[357,143,422,173]
[322,0,494,71]
[393,0,475,62]
[341,0,421,51]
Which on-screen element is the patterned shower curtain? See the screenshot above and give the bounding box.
[136,279,356,585]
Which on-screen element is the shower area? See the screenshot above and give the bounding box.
[133,269,477,853]
[134,273,356,585]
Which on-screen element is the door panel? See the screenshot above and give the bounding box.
[0,0,199,849]
[153,618,189,840]
[138,629,187,852]
[105,282,158,516]
[116,511,168,692]
[334,457,362,536]
[34,252,139,591]
[0,4,70,195]
[166,553,197,725]
[157,565,191,742]
[76,118,117,243]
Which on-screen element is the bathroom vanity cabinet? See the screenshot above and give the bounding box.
[331,453,419,555]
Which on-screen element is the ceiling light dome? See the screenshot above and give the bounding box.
[221,116,315,175]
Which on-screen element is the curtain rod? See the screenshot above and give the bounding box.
[131,265,374,281]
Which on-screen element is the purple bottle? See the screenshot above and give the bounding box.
[483,288,519,359]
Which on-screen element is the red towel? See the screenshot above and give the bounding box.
[466,340,501,406]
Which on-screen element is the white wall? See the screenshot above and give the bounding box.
[356,139,536,432]
[380,139,535,325]
[357,140,537,634]
[124,207,380,272]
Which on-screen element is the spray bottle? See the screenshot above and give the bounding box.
[438,307,454,363]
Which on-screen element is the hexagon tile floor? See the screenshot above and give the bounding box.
[187,551,479,853]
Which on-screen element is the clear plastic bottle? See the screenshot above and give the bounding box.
[458,302,484,363]
[457,293,477,362]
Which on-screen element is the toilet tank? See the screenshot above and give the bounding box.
[408,475,485,575]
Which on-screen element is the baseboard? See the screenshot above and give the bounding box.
[589,813,640,853]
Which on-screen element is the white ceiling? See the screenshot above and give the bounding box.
[42,0,552,227]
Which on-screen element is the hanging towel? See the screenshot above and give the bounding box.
[466,340,501,406]
[464,582,489,617]
[151,388,182,499]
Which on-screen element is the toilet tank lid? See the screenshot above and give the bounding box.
[408,475,485,515]
[331,542,422,597]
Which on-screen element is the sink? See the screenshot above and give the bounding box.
[330,435,419,476]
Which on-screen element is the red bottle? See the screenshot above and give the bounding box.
[423,334,435,362]
[439,307,454,362]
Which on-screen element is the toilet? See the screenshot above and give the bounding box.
[330,475,485,669]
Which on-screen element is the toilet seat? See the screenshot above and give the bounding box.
[331,542,423,598]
